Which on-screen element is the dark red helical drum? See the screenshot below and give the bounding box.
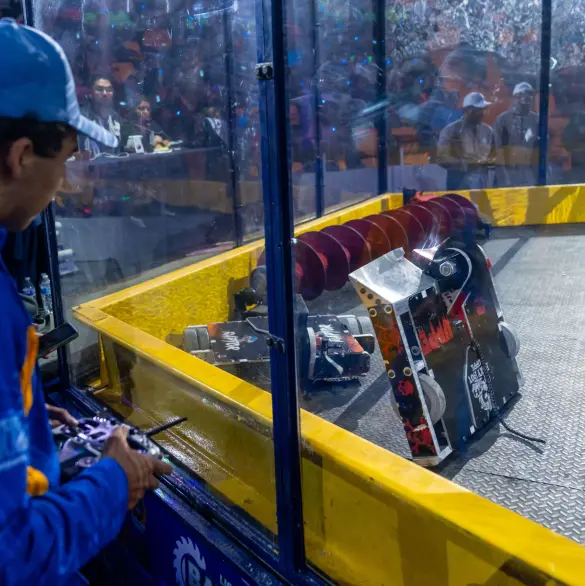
[366,213,410,256]
[362,215,394,247]
[422,198,453,238]
[255,192,481,301]
[442,193,479,231]
[382,209,426,250]
[322,224,372,272]
[405,203,434,233]
[295,239,326,299]
[434,196,467,232]
[344,218,391,260]
[443,193,478,215]
[405,203,442,248]
[298,231,351,291]
[258,241,326,300]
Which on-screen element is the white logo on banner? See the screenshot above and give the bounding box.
[173,536,213,586]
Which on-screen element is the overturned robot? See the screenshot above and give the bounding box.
[169,193,535,465]
[350,238,525,465]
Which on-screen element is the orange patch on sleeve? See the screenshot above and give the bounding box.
[26,466,49,496]
[20,326,38,416]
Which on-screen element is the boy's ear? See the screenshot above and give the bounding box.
[5,138,35,180]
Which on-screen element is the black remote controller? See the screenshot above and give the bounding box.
[52,417,162,482]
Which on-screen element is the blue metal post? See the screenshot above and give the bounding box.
[374,0,388,194]
[22,0,33,26]
[538,0,552,185]
[255,0,306,576]
[42,204,71,389]
[310,0,325,217]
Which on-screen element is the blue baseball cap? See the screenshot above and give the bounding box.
[0,19,118,148]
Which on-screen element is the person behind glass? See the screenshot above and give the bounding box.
[289,102,314,171]
[437,92,495,190]
[79,75,122,157]
[493,82,539,187]
[562,99,585,185]
[121,96,170,153]
[0,21,172,585]
[162,69,224,148]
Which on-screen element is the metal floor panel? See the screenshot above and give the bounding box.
[301,225,585,544]
[443,468,585,543]
[481,237,521,269]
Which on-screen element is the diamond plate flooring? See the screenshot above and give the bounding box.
[302,225,585,545]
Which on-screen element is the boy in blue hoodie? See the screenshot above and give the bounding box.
[0,20,172,585]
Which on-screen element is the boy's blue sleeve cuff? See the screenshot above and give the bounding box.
[79,456,128,526]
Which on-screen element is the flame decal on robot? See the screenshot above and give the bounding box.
[403,418,434,456]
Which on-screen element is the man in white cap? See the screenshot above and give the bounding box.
[437,92,495,190]
[493,82,539,187]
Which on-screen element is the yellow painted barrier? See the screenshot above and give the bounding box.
[447,183,585,226]
[76,307,585,586]
[74,186,585,585]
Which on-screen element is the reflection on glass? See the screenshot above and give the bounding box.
[287,0,318,222]
[318,0,379,210]
[38,0,277,541]
[550,0,585,184]
[43,0,248,359]
[385,0,541,191]
[232,2,264,239]
[550,6,585,186]
[493,83,539,187]
[282,0,585,583]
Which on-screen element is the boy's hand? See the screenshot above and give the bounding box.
[46,404,78,428]
[103,426,173,510]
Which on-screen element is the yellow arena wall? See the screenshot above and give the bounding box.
[74,186,585,585]
[458,183,585,226]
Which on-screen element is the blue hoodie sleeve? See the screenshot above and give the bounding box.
[0,435,129,586]
[0,274,129,585]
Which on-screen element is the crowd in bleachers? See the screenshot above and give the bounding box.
[28,0,585,189]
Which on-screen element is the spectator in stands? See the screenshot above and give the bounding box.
[161,70,225,149]
[79,75,122,156]
[437,92,495,190]
[289,102,314,170]
[493,82,539,187]
[562,104,585,185]
[415,87,462,145]
[121,96,170,153]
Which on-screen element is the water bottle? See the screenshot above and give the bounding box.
[40,273,53,315]
[21,277,35,298]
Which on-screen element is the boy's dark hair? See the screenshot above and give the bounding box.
[0,117,73,158]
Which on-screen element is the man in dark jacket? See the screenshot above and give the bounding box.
[493,82,539,187]
[0,20,171,586]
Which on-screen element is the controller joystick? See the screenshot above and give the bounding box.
[52,416,162,481]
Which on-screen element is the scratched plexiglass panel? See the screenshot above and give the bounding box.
[384,0,542,191]
[36,0,278,548]
[318,0,379,211]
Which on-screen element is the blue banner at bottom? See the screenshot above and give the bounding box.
[144,491,260,586]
